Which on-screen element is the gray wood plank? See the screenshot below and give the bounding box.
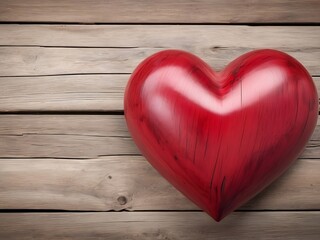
[0,25,319,48]
[1,75,319,112]
[0,212,319,240]
[1,47,318,76]
[0,157,318,211]
[0,115,319,158]
[0,74,127,112]
[0,0,319,23]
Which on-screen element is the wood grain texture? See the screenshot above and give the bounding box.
[0,0,319,237]
[0,212,319,240]
[1,46,318,76]
[0,115,136,158]
[0,25,319,76]
[0,24,320,111]
[0,0,319,23]
[0,75,127,112]
[0,115,319,158]
[0,157,318,211]
[1,25,319,112]
[1,25,319,48]
[1,75,319,112]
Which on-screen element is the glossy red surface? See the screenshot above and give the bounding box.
[124,49,318,221]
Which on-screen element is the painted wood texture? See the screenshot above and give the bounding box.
[0,1,320,238]
[0,0,319,23]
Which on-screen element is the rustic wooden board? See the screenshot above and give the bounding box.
[0,0,319,238]
[0,0,319,23]
[0,25,319,77]
[0,157,318,211]
[1,75,319,112]
[0,75,127,112]
[0,46,318,77]
[1,25,319,48]
[0,212,319,240]
[0,115,319,158]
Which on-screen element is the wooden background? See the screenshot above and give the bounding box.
[0,1,320,239]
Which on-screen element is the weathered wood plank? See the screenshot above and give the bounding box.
[0,157,318,211]
[0,135,138,158]
[0,75,127,112]
[0,212,319,240]
[1,26,319,77]
[1,75,319,112]
[1,25,319,48]
[0,48,319,76]
[0,47,152,76]
[0,115,319,158]
[0,0,319,23]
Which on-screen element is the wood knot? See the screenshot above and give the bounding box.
[117,196,127,205]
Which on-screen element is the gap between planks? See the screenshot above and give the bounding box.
[0,115,320,159]
[0,157,319,211]
[0,25,319,77]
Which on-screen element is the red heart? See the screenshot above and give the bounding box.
[124,49,318,221]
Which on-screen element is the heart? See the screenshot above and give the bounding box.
[124,49,318,221]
